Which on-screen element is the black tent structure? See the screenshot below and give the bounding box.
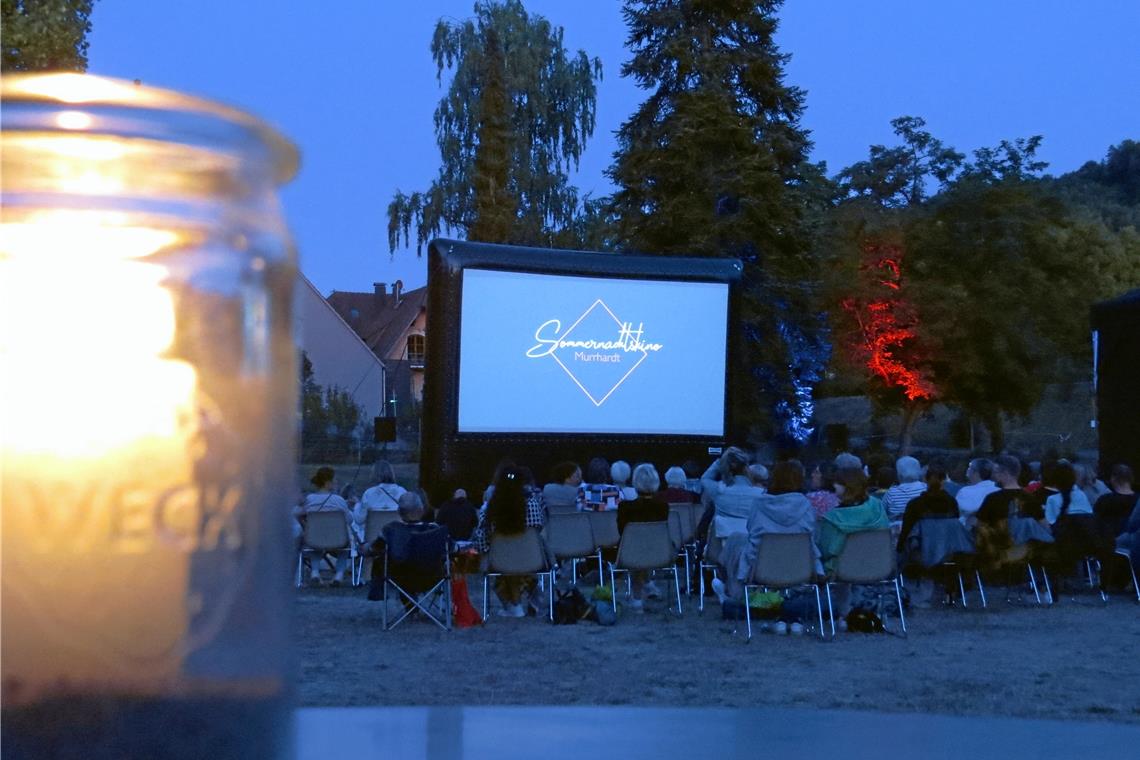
[1091,289,1140,476]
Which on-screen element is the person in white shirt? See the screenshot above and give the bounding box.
[360,460,407,511]
[882,456,927,520]
[956,458,1000,527]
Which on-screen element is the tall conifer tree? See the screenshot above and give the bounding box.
[607,0,828,440]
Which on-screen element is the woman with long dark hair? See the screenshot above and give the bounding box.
[472,464,547,617]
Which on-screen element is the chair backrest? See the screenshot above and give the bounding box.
[587,510,620,550]
[751,532,815,587]
[546,501,579,516]
[488,527,548,574]
[364,509,401,544]
[545,513,596,559]
[667,510,684,551]
[387,523,450,575]
[834,529,894,583]
[668,505,695,544]
[303,511,350,551]
[614,521,675,570]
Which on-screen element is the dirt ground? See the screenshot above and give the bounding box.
[295,575,1140,724]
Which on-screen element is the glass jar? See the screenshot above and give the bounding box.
[1,73,299,758]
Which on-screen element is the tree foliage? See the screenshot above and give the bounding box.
[1,0,95,72]
[387,0,602,252]
[827,118,1139,451]
[607,0,830,441]
[300,353,365,463]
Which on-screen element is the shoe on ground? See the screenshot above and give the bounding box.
[645,581,663,600]
[307,576,323,588]
[773,621,788,635]
[710,577,727,605]
[789,622,805,636]
[628,598,645,614]
[836,619,848,632]
[496,604,525,618]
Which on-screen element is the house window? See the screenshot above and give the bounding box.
[407,334,425,367]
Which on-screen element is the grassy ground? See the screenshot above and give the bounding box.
[294,577,1140,723]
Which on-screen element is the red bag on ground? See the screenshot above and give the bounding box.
[451,576,481,628]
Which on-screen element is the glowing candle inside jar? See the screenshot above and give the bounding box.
[1,74,297,756]
[1,211,200,697]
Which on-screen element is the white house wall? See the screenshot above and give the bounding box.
[295,277,385,422]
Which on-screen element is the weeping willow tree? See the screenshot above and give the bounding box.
[387,0,602,252]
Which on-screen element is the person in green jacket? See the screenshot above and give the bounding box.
[817,467,889,572]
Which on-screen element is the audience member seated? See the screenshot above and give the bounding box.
[472,465,548,617]
[366,492,446,602]
[1094,464,1138,539]
[955,458,999,527]
[699,447,765,541]
[682,459,704,497]
[817,467,889,573]
[434,488,479,541]
[833,451,863,471]
[1046,460,1106,571]
[748,463,769,493]
[611,460,638,501]
[1115,483,1140,577]
[295,466,355,586]
[543,460,583,514]
[942,457,967,498]
[661,466,698,504]
[805,463,840,519]
[359,460,407,517]
[616,464,670,612]
[870,465,895,502]
[578,456,622,511]
[717,460,820,602]
[882,456,928,521]
[972,455,1035,569]
[1076,461,1110,508]
[897,462,960,553]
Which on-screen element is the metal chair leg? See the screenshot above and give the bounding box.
[673,566,683,614]
[894,578,907,634]
[744,584,753,640]
[610,565,618,613]
[975,571,987,608]
[814,585,825,640]
[482,575,489,622]
[1027,565,1042,604]
[825,583,836,638]
[548,571,555,621]
[957,571,968,608]
[1039,566,1054,605]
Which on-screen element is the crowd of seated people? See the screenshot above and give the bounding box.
[295,449,1140,628]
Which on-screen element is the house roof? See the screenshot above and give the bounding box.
[326,285,426,362]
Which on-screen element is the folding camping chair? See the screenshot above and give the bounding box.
[381,522,452,631]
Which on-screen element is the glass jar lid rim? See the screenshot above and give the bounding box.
[1,73,299,184]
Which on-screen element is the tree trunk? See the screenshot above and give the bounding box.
[899,402,919,455]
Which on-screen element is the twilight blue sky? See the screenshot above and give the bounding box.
[87,1,1140,295]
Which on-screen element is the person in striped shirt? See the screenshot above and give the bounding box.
[882,456,927,521]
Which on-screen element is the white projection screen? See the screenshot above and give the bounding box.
[457,268,729,436]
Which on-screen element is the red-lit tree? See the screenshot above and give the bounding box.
[837,235,936,453]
